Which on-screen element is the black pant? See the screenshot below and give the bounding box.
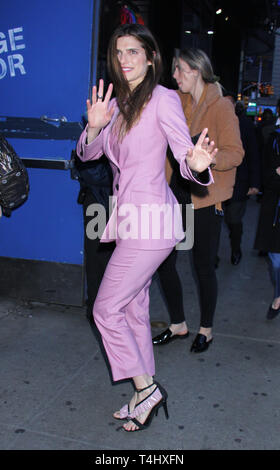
[157,249,185,322]
[223,199,246,252]
[157,205,223,328]
[83,190,115,316]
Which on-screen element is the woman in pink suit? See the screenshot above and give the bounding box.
[76,24,217,432]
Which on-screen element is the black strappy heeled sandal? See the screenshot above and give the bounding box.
[121,381,169,432]
[114,382,154,420]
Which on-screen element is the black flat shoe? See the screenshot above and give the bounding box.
[152,328,189,345]
[190,333,213,353]
[266,304,280,320]
[231,250,242,265]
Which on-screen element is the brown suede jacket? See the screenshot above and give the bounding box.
[166,83,244,209]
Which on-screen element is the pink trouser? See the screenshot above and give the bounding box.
[93,245,173,381]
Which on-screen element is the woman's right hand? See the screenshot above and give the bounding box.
[186,128,218,173]
[86,79,115,143]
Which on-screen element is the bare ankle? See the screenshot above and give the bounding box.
[170,322,188,335]
[199,327,212,340]
[272,297,280,309]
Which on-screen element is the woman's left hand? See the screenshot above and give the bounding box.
[186,128,218,173]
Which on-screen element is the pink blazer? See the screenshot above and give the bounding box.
[77,85,213,249]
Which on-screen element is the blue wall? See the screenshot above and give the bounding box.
[0,0,100,264]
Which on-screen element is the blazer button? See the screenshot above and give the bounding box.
[115,184,119,190]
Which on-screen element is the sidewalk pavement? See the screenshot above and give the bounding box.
[1,198,280,451]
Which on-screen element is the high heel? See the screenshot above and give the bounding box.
[160,397,169,419]
[122,381,169,432]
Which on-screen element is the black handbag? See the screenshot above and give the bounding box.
[0,135,30,217]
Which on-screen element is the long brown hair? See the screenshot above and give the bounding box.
[107,24,162,138]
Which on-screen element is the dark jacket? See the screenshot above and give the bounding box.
[256,116,276,190]
[231,111,261,201]
[254,129,280,253]
[74,154,113,214]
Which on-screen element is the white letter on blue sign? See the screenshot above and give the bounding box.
[8,27,25,51]
[8,54,26,77]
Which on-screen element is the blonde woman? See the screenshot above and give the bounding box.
[154,48,244,352]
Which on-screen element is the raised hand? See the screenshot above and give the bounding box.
[86,79,115,143]
[186,128,218,173]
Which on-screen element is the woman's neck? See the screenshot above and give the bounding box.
[191,77,206,108]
